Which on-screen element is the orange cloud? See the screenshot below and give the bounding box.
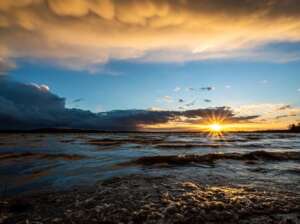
[1,0,300,72]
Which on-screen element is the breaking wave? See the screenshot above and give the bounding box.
[124,151,300,166]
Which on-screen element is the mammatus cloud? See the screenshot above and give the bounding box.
[0,79,259,131]
[1,0,300,72]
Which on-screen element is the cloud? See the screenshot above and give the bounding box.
[174,87,181,92]
[185,100,196,107]
[0,78,65,129]
[160,95,173,103]
[30,83,50,92]
[275,114,297,120]
[0,79,259,131]
[1,0,300,72]
[201,86,214,91]
[0,58,16,75]
[72,98,84,103]
[278,105,292,110]
[234,103,300,126]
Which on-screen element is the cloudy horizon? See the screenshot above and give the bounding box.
[0,0,300,131]
[0,78,299,131]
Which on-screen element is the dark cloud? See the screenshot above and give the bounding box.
[278,105,292,110]
[181,107,259,124]
[0,78,66,129]
[0,79,259,131]
[275,114,297,120]
[201,87,214,91]
[185,100,196,107]
[73,98,84,103]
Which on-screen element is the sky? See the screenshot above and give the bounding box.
[0,0,300,131]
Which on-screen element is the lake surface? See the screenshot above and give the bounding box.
[1,132,300,196]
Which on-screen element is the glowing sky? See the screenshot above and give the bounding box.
[0,0,300,131]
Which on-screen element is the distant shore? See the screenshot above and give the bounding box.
[0,128,299,134]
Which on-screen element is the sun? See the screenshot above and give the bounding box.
[207,123,224,138]
[209,123,222,132]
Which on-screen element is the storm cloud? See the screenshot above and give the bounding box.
[0,79,259,131]
[1,0,300,72]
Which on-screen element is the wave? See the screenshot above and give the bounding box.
[154,143,221,148]
[124,151,300,166]
[280,168,300,175]
[86,138,268,149]
[85,137,287,150]
[0,152,87,161]
[87,137,165,146]
[87,139,124,146]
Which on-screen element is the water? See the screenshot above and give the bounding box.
[0,132,300,196]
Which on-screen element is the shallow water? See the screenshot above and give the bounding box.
[0,132,299,196]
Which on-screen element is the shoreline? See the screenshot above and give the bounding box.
[0,128,299,134]
[1,174,300,224]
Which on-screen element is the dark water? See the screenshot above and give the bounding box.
[0,132,300,196]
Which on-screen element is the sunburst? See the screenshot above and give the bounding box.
[204,113,228,139]
[209,123,222,132]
